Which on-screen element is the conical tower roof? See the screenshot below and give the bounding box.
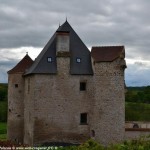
[8,54,33,74]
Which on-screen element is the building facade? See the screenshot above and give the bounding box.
[7,21,126,146]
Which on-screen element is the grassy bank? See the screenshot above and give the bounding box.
[125,102,150,121]
[0,122,7,140]
[0,101,7,122]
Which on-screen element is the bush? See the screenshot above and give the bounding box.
[57,138,150,150]
[57,139,104,150]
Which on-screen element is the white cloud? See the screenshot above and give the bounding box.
[0,0,150,86]
[125,59,150,86]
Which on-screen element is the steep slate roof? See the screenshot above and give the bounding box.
[8,54,33,74]
[25,33,57,74]
[91,46,125,62]
[25,20,93,75]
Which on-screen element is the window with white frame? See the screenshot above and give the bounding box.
[76,58,81,63]
[47,57,52,62]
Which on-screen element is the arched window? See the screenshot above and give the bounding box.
[133,123,139,128]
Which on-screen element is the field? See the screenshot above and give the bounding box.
[0,83,8,140]
[0,122,7,140]
[125,102,150,121]
[0,101,7,122]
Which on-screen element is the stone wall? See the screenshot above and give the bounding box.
[24,56,94,145]
[23,56,126,146]
[24,75,35,145]
[125,121,150,128]
[125,121,150,140]
[7,73,24,143]
[125,129,150,140]
[91,57,125,145]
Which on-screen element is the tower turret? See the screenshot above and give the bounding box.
[7,54,33,143]
[91,46,126,145]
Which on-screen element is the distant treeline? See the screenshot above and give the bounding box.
[0,84,8,122]
[126,86,150,103]
[0,83,8,101]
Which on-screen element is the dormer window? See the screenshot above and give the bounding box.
[76,58,81,63]
[47,57,52,63]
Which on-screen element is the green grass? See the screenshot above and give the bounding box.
[0,122,7,140]
[125,102,150,121]
[0,134,7,140]
[0,101,7,122]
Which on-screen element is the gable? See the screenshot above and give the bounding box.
[25,21,93,75]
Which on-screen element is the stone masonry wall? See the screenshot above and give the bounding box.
[7,73,24,143]
[24,75,35,145]
[23,56,126,146]
[91,58,125,145]
[125,129,150,140]
[24,56,94,145]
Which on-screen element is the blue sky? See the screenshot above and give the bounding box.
[0,0,150,86]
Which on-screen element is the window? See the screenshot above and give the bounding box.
[76,58,81,63]
[80,113,87,124]
[15,84,18,88]
[80,82,86,91]
[47,57,52,62]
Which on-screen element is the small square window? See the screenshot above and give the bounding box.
[80,82,86,91]
[76,58,81,63]
[15,84,18,88]
[47,57,52,62]
[80,113,87,124]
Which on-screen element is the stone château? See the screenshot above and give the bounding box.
[7,20,127,146]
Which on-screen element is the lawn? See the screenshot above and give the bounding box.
[125,102,150,121]
[0,122,7,140]
[0,101,7,122]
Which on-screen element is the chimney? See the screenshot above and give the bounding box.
[56,32,70,53]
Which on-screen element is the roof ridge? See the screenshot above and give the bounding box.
[92,45,124,48]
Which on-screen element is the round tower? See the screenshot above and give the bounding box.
[7,54,33,143]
